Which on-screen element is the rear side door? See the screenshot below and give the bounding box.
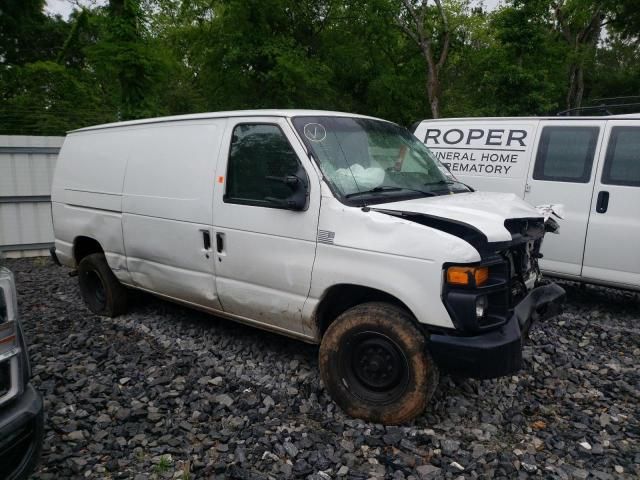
[212,117,321,337]
[582,121,640,288]
[122,121,223,309]
[524,120,604,277]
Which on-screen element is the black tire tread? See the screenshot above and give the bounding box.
[319,302,438,424]
[78,253,128,317]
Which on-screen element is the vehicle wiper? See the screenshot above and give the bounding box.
[345,186,402,198]
[345,186,435,199]
[424,179,474,191]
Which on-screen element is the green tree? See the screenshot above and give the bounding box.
[86,0,168,119]
[551,0,606,112]
[0,1,96,134]
[327,0,428,124]
[0,61,114,135]
[586,38,640,112]
[0,0,68,65]
[604,0,640,41]
[481,0,565,115]
[1,0,639,135]
[396,0,453,118]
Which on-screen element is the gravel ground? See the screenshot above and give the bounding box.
[5,257,639,479]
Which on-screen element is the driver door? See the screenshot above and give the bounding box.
[211,117,321,336]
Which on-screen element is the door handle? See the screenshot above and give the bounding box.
[201,230,211,250]
[216,232,225,253]
[596,191,609,213]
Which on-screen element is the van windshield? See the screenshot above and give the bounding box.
[292,116,470,204]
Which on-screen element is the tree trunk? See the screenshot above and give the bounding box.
[566,57,585,114]
[566,62,578,112]
[397,0,449,120]
[575,64,584,111]
[555,4,603,114]
[426,68,440,119]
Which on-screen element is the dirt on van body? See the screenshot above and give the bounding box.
[6,258,639,479]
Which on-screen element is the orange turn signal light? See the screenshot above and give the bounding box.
[446,266,489,287]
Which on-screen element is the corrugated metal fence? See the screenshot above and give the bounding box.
[0,135,64,257]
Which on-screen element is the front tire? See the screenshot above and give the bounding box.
[319,302,438,424]
[78,253,128,317]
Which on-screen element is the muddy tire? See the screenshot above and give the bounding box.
[78,253,128,317]
[319,302,438,424]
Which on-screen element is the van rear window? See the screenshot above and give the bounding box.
[602,127,640,187]
[533,126,599,183]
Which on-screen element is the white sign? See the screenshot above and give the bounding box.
[422,124,535,178]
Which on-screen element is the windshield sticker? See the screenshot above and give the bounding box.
[303,123,327,142]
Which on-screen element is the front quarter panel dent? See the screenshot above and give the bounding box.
[307,196,481,331]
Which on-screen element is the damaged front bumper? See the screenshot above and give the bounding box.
[427,283,565,379]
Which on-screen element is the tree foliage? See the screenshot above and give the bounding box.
[0,0,638,135]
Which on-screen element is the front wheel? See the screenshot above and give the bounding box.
[319,302,438,424]
[78,253,128,317]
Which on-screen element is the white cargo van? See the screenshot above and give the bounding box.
[51,110,564,423]
[413,115,640,291]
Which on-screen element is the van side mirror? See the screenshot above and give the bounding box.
[265,167,309,211]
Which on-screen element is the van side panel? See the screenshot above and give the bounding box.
[51,130,129,204]
[121,121,223,224]
[51,203,128,275]
[305,196,481,331]
[121,120,224,309]
[414,120,538,197]
[51,130,130,279]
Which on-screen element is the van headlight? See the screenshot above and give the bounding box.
[0,269,23,405]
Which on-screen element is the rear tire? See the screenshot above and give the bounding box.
[78,253,128,317]
[319,302,438,424]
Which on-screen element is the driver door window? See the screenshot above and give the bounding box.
[224,124,301,207]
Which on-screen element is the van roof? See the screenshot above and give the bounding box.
[419,114,640,122]
[70,109,390,133]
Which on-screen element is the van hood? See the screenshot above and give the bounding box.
[373,191,540,243]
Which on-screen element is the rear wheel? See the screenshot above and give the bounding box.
[78,253,128,317]
[319,302,438,424]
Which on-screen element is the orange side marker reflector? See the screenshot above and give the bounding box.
[217,176,224,183]
[447,266,489,286]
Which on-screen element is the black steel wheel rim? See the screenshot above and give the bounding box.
[340,331,410,405]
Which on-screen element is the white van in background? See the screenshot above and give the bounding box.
[413,115,640,291]
[51,110,564,424]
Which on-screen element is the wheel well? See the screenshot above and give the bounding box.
[315,284,414,337]
[73,236,103,265]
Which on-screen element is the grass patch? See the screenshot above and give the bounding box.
[153,455,172,474]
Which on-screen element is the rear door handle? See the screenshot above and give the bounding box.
[201,230,211,250]
[216,232,225,253]
[596,191,609,213]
